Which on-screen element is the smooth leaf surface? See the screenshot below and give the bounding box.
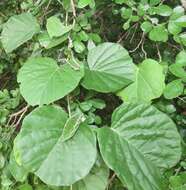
[14,106,97,186]
[97,127,163,190]
[149,25,168,42]
[111,102,181,169]
[1,13,40,53]
[72,156,109,190]
[163,79,184,99]
[9,152,28,182]
[61,112,84,142]
[17,57,84,106]
[82,42,135,92]
[46,16,72,38]
[118,59,165,102]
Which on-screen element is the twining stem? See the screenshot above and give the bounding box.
[67,95,72,118]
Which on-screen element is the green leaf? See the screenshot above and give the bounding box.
[169,51,186,81]
[8,152,28,182]
[73,156,109,190]
[170,6,185,20]
[140,21,153,33]
[61,112,84,142]
[111,102,181,169]
[17,57,84,106]
[18,184,33,190]
[13,105,97,186]
[78,0,91,8]
[168,21,182,35]
[149,25,168,42]
[46,16,72,38]
[73,41,86,53]
[82,42,135,93]
[97,127,163,190]
[150,0,161,6]
[38,32,68,49]
[1,13,40,53]
[163,79,184,99]
[155,5,172,16]
[175,16,186,27]
[118,59,165,102]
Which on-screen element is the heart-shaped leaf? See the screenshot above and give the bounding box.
[111,102,181,169]
[82,42,135,93]
[118,59,165,102]
[98,127,163,190]
[13,105,97,186]
[17,57,84,106]
[1,13,40,53]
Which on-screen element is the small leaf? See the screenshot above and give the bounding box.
[149,25,168,42]
[78,0,91,8]
[118,59,165,102]
[46,16,72,38]
[73,41,86,53]
[168,21,182,35]
[1,13,40,53]
[38,32,68,49]
[61,112,84,142]
[164,79,184,99]
[155,5,172,16]
[169,51,186,81]
[175,15,186,27]
[17,57,84,106]
[82,42,135,93]
[140,21,153,33]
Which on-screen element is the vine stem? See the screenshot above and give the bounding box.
[70,0,76,17]
[67,95,72,118]
[70,185,73,190]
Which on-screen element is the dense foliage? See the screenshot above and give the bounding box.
[0,0,186,189]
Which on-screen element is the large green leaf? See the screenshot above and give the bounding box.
[111,102,181,169]
[82,42,135,92]
[72,156,109,190]
[17,57,84,106]
[13,106,97,186]
[118,59,165,102]
[97,127,163,190]
[1,13,40,53]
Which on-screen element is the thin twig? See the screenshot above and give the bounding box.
[130,23,138,44]
[107,173,116,190]
[67,95,72,118]
[14,106,29,127]
[156,43,162,62]
[142,37,147,59]
[70,0,76,17]
[7,105,29,127]
[129,32,145,53]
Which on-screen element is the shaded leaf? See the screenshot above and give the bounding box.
[118,59,165,102]
[1,13,40,53]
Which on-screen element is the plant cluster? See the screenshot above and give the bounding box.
[0,0,186,190]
